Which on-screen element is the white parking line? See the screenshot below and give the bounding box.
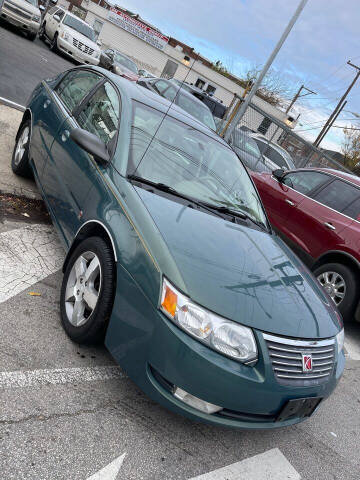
[188,448,301,480]
[0,366,125,389]
[0,224,64,303]
[86,453,126,480]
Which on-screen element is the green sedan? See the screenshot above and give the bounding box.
[12,66,345,429]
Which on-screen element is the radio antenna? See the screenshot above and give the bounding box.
[132,53,200,175]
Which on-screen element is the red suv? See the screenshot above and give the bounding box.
[251,167,360,321]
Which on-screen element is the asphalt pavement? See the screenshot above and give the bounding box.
[0,22,74,106]
[0,23,360,480]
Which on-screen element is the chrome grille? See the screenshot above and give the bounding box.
[3,1,32,19]
[72,38,94,56]
[264,333,335,386]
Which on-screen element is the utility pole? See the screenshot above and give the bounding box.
[316,101,347,147]
[285,84,316,114]
[224,0,309,142]
[314,60,360,146]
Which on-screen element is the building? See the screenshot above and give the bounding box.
[57,0,298,137]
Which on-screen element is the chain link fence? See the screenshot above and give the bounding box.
[222,100,354,175]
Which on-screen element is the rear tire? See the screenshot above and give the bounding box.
[60,236,116,344]
[314,262,359,322]
[28,32,37,41]
[50,32,58,52]
[38,23,46,40]
[11,120,32,178]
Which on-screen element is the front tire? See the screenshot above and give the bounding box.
[11,120,32,178]
[38,23,46,40]
[314,262,359,322]
[28,32,37,41]
[60,236,116,344]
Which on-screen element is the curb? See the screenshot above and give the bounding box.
[0,96,25,112]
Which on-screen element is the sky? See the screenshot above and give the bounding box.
[114,0,360,152]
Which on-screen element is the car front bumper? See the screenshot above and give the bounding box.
[57,37,100,65]
[0,6,40,33]
[105,264,345,429]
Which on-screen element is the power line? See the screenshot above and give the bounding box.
[314,60,360,147]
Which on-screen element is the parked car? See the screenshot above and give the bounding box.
[138,77,216,130]
[39,7,100,65]
[138,68,155,79]
[250,133,296,170]
[11,65,344,429]
[228,130,274,173]
[251,167,360,321]
[171,79,227,119]
[99,48,139,81]
[0,0,42,40]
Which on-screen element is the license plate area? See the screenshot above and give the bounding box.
[276,397,322,422]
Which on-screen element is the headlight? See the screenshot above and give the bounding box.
[160,278,258,364]
[336,328,344,355]
[32,15,40,22]
[61,31,70,41]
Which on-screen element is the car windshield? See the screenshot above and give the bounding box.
[24,0,38,5]
[128,102,267,227]
[232,131,261,157]
[176,92,216,130]
[114,52,138,74]
[63,15,95,41]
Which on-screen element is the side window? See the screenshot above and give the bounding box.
[55,9,65,20]
[264,146,287,168]
[283,171,329,195]
[343,196,360,220]
[77,82,120,146]
[153,80,170,94]
[55,70,101,113]
[162,86,177,101]
[312,179,360,214]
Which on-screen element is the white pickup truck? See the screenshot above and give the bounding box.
[0,0,42,40]
[39,6,100,65]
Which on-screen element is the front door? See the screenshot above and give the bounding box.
[45,76,121,245]
[41,69,103,243]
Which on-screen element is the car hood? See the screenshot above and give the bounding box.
[135,187,341,339]
[9,0,40,15]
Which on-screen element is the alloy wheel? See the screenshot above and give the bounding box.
[317,271,346,306]
[65,251,102,327]
[14,126,29,166]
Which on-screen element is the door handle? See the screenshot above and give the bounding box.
[61,130,70,142]
[324,222,336,231]
[285,199,295,206]
[43,99,51,109]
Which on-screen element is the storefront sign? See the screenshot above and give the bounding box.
[108,8,169,51]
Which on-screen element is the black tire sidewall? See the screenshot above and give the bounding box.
[11,120,32,177]
[51,33,58,51]
[60,236,116,344]
[314,262,359,321]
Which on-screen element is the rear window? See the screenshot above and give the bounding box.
[313,179,360,215]
[177,93,216,130]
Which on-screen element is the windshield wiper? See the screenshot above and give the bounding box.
[128,175,225,219]
[200,202,268,230]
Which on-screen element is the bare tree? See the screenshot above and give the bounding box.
[242,65,295,107]
[341,125,360,169]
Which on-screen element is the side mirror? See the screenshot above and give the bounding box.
[273,169,286,182]
[39,4,45,11]
[53,14,61,22]
[70,128,110,164]
[96,40,102,47]
[50,0,57,4]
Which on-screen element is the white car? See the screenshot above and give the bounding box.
[0,0,41,40]
[39,7,100,65]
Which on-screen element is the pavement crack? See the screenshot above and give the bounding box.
[0,401,119,426]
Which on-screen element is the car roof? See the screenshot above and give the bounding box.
[111,50,136,62]
[147,78,213,110]
[90,67,226,144]
[313,168,360,187]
